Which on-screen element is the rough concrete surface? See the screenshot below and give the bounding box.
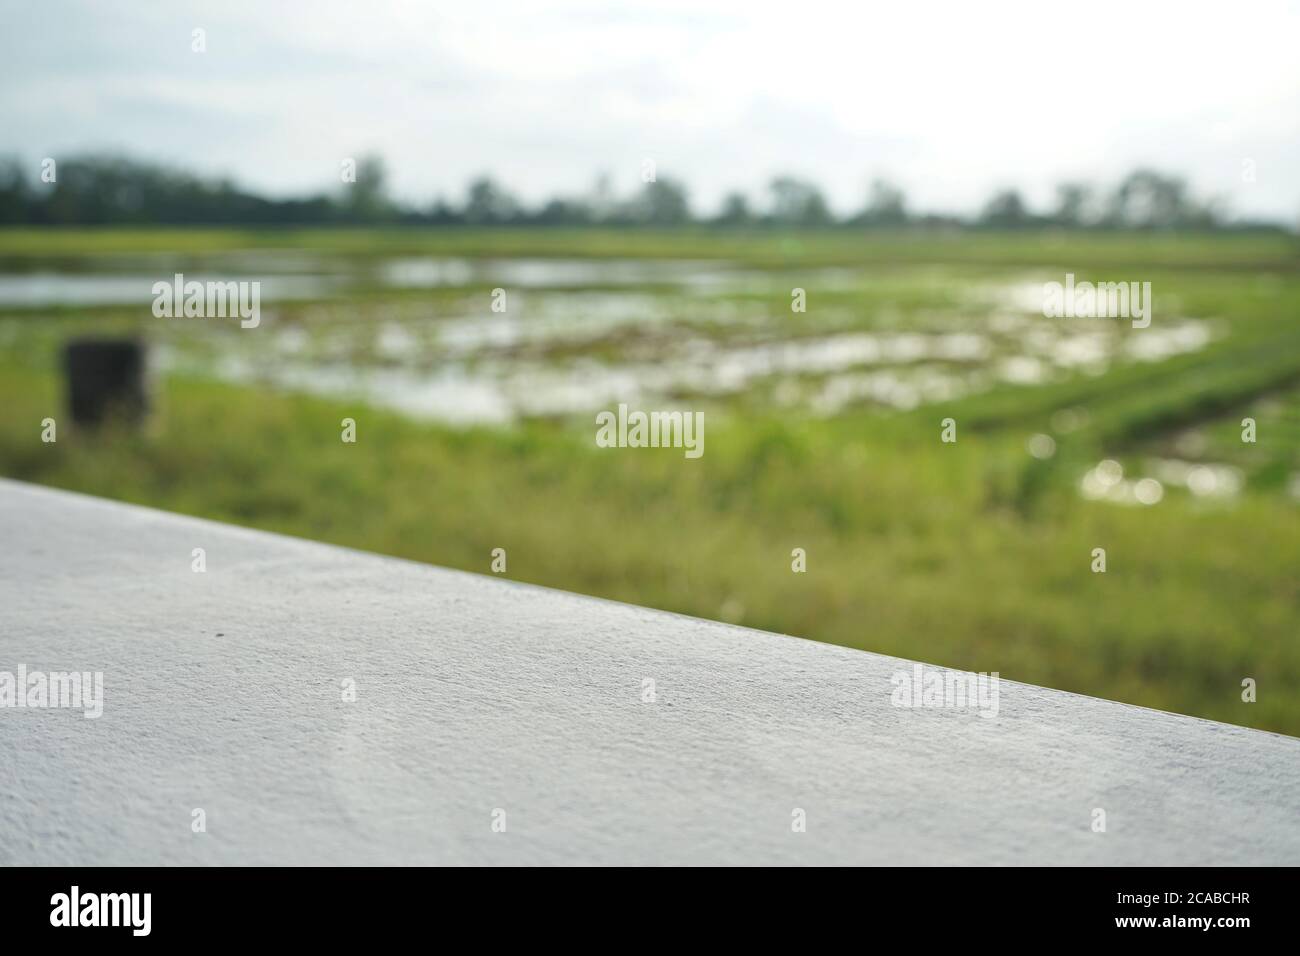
[1,478,1297,865]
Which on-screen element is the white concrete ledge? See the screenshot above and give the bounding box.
[1,477,1297,865]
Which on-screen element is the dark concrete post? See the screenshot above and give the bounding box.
[62,338,149,427]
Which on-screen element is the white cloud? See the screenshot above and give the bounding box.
[2,0,1297,219]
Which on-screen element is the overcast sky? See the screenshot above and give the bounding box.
[3,0,1298,220]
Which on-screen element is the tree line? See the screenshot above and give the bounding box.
[0,153,1281,231]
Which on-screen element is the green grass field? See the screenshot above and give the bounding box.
[2,228,1298,733]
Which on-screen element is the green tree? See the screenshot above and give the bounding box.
[343,155,394,222]
[463,176,520,225]
[1052,182,1094,227]
[768,176,832,227]
[628,177,691,226]
[854,178,908,226]
[714,191,753,227]
[978,189,1031,228]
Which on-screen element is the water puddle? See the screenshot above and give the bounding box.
[0,271,340,307]
[0,254,806,308]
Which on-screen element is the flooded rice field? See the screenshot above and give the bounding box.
[3,251,1247,511]
[0,253,1218,427]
